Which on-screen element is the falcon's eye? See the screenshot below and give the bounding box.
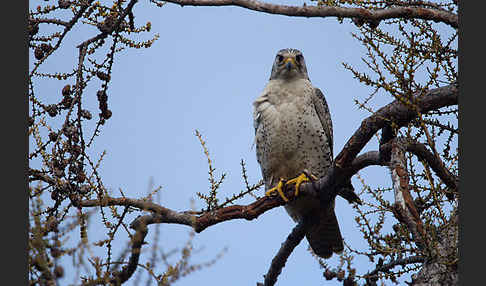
[296,54,303,64]
[277,55,284,63]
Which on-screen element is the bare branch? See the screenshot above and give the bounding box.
[30,0,95,77]
[162,0,458,28]
[112,216,149,284]
[260,222,310,286]
[29,168,56,185]
[334,84,458,169]
[30,17,70,26]
[76,0,139,49]
[364,255,425,282]
[79,197,196,228]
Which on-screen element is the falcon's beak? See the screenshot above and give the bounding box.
[283,57,296,71]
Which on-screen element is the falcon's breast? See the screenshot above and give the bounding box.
[253,78,333,192]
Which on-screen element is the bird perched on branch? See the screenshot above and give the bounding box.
[253,48,358,258]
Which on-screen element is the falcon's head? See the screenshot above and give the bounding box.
[269,48,309,81]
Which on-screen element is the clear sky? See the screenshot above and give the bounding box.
[30,1,408,285]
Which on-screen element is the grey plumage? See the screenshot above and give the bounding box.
[253,48,345,258]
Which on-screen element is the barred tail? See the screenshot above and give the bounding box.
[306,209,343,259]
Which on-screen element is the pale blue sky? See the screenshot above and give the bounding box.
[29,1,413,285]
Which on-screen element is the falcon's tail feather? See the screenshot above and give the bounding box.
[306,209,343,259]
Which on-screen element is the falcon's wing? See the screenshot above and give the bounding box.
[253,108,261,135]
[312,87,333,157]
[253,94,268,135]
[252,95,274,189]
[313,88,360,204]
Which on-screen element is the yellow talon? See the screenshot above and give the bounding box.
[285,173,310,197]
[287,171,317,196]
[265,172,317,201]
[265,179,288,202]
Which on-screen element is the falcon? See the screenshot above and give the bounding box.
[253,48,356,258]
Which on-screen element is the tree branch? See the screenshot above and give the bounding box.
[260,222,310,286]
[410,213,458,285]
[334,84,458,168]
[364,255,425,283]
[112,215,149,284]
[162,0,458,28]
[29,168,56,185]
[30,0,95,77]
[76,0,139,49]
[79,148,385,234]
[29,17,70,26]
[80,197,196,227]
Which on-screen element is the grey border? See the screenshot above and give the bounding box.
[458,1,479,286]
[7,0,29,284]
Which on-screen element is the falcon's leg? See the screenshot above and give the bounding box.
[265,179,289,202]
[285,171,318,197]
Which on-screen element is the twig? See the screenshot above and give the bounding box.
[29,17,70,26]
[364,255,425,281]
[76,0,139,49]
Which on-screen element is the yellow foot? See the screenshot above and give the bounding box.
[285,172,317,197]
[265,179,288,202]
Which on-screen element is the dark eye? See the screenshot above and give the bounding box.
[277,55,284,63]
[296,54,303,64]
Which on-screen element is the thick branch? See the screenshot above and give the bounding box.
[411,213,458,285]
[112,216,149,284]
[334,84,458,168]
[261,222,309,286]
[162,0,458,28]
[75,151,393,234]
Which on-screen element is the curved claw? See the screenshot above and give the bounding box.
[265,179,288,202]
[285,173,310,197]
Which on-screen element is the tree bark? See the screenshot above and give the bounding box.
[411,213,458,286]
